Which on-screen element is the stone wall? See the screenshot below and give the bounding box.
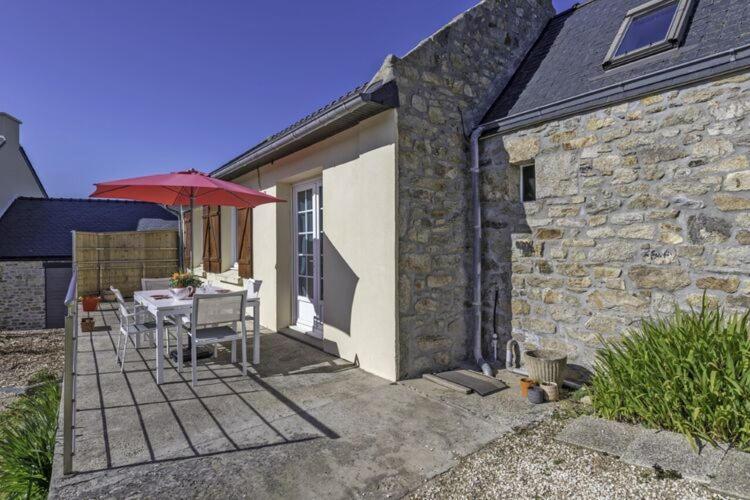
[391,0,555,377]
[0,261,45,330]
[481,72,750,368]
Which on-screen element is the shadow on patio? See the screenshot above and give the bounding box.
[72,302,353,474]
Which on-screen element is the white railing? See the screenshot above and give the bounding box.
[62,267,78,475]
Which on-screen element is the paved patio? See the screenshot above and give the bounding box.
[49,304,553,499]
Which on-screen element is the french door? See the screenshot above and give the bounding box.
[292,180,323,337]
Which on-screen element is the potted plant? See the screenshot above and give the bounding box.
[79,295,100,332]
[524,349,568,387]
[519,377,537,397]
[540,381,560,402]
[168,272,202,299]
[81,295,100,312]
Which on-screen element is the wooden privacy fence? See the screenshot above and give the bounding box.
[74,230,179,297]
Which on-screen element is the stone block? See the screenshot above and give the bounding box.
[536,151,578,198]
[715,194,750,211]
[503,136,540,164]
[629,265,691,291]
[710,449,750,499]
[617,224,656,240]
[588,289,648,312]
[688,214,732,243]
[723,170,750,191]
[696,276,740,293]
[589,242,638,263]
[621,430,726,483]
[627,193,669,210]
[556,416,643,457]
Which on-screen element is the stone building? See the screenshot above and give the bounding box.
[0,197,176,330]
[477,0,750,368]
[205,0,750,379]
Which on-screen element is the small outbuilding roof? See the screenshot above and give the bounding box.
[483,0,750,129]
[0,197,177,260]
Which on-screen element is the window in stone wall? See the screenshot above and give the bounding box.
[603,0,694,68]
[521,163,536,202]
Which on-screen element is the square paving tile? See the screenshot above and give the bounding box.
[621,429,727,483]
[555,415,643,457]
[709,449,750,499]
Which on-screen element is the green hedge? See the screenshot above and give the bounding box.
[591,301,750,451]
[0,372,60,499]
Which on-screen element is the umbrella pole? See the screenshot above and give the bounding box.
[189,196,195,273]
[178,205,185,272]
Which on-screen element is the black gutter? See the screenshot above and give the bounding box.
[480,43,750,139]
[212,79,399,180]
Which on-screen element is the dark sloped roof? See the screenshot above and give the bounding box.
[484,0,750,123]
[0,197,177,260]
[211,79,399,179]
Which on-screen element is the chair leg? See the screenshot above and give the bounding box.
[165,326,170,355]
[241,331,247,376]
[116,333,123,365]
[121,336,129,373]
[191,338,198,387]
[231,340,237,363]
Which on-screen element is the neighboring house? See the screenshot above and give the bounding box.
[0,197,177,330]
[0,112,47,215]
[199,0,750,381]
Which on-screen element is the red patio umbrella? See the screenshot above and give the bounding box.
[90,169,283,270]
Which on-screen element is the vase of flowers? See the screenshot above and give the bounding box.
[168,272,202,299]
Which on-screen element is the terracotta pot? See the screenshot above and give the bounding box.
[81,296,100,312]
[80,317,95,332]
[540,381,560,402]
[519,377,537,398]
[524,349,568,386]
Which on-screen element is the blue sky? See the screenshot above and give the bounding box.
[1,0,576,197]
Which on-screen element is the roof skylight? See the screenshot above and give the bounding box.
[604,0,695,68]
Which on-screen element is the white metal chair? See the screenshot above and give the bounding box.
[179,291,247,386]
[111,286,155,346]
[141,277,171,291]
[114,299,158,372]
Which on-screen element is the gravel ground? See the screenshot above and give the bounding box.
[0,329,64,410]
[408,404,725,500]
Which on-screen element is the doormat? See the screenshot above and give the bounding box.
[434,369,507,396]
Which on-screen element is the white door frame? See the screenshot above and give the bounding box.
[291,179,323,335]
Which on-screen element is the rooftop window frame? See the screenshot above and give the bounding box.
[603,0,695,69]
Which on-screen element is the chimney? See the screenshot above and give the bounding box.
[0,112,22,151]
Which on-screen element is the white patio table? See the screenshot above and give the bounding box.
[133,289,260,384]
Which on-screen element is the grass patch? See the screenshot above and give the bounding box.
[0,370,60,499]
[591,300,750,451]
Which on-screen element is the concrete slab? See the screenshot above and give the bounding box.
[710,449,750,499]
[50,307,553,499]
[555,415,643,457]
[621,429,727,483]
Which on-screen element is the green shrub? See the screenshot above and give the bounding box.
[0,376,60,499]
[591,301,750,451]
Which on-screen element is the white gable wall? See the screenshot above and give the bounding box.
[0,113,46,214]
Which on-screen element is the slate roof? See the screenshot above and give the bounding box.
[484,0,750,123]
[0,197,177,260]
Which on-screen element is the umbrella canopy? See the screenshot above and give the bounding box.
[90,169,282,207]
[90,169,283,272]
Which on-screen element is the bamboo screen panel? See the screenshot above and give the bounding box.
[75,230,179,297]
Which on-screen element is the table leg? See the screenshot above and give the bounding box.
[156,312,164,385]
[253,302,260,365]
[176,318,183,372]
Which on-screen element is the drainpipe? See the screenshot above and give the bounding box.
[469,125,493,377]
